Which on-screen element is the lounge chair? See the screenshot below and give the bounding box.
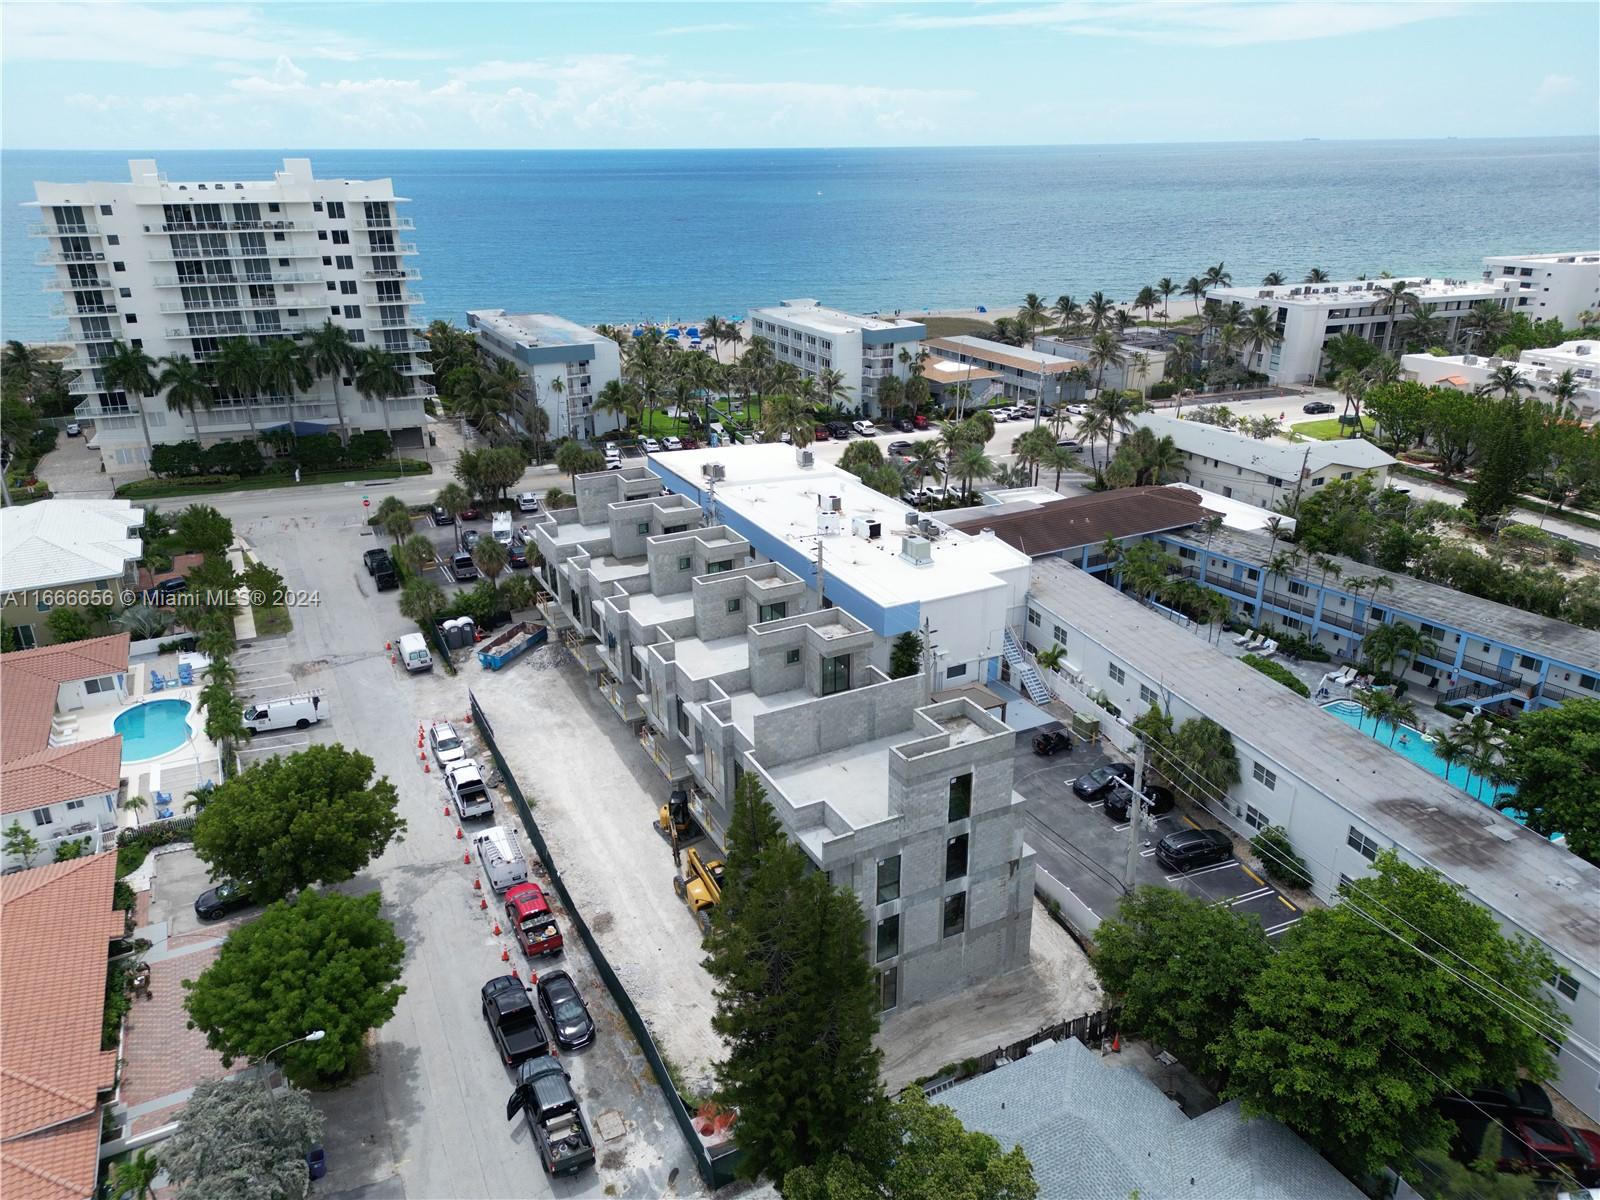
[1258,639,1279,659]
[1245,633,1269,651]
[1335,666,1359,685]
[148,671,166,692]
[1233,628,1257,647]
[177,663,194,686]
[156,805,173,820]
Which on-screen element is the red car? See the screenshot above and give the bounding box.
[680,436,700,450]
[505,883,563,957]
[459,505,483,521]
[813,426,831,441]
[912,414,929,429]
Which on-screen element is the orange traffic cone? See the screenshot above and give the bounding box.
[501,948,510,962]
[419,751,427,762]
[480,897,488,910]
[423,762,430,774]
[456,827,464,840]
[492,921,502,936]
[473,877,481,891]
[1111,1034,1122,1053]
[511,966,520,980]
[463,852,471,864]
[443,804,450,816]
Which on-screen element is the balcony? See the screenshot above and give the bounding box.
[156,219,298,233]
[29,221,100,237]
[367,315,421,330]
[377,338,431,354]
[158,296,294,314]
[147,248,241,263]
[152,270,323,287]
[348,215,414,230]
[51,302,120,316]
[165,321,320,340]
[361,267,421,281]
[599,671,643,722]
[35,250,107,266]
[43,276,109,292]
[353,242,419,256]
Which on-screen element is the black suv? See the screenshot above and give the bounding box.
[1032,729,1072,757]
[827,421,852,440]
[1154,828,1233,872]
[1072,762,1134,801]
[1103,784,1175,822]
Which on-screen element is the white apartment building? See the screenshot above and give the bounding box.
[1403,340,1600,422]
[1023,560,1600,1122]
[28,158,429,476]
[747,300,926,417]
[923,337,1083,407]
[1482,252,1600,326]
[1207,276,1516,384]
[1130,412,1396,508]
[466,310,622,443]
[1034,335,1168,395]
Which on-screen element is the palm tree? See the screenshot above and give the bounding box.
[1304,267,1329,283]
[399,577,447,626]
[1541,368,1582,417]
[1459,301,1511,354]
[1052,294,1080,331]
[815,366,852,412]
[1040,443,1078,490]
[593,378,639,435]
[1143,433,1182,484]
[701,315,730,364]
[100,339,159,450]
[434,482,471,551]
[374,495,413,549]
[108,1148,161,1200]
[1085,331,1125,396]
[211,336,264,437]
[1203,262,1232,292]
[1084,291,1115,334]
[1477,363,1530,403]
[1087,388,1137,481]
[1133,286,1159,323]
[306,319,357,445]
[259,336,314,446]
[759,392,814,448]
[2,340,41,391]
[1334,368,1368,436]
[1374,281,1420,355]
[954,442,993,499]
[909,441,943,492]
[1240,306,1281,374]
[397,533,437,577]
[1180,275,1207,317]
[1430,724,1473,791]
[353,346,404,438]
[156,353,212,443]
[1261,271,1286,286]
[1155,278,1176,323]
[1018,293,1049,336]
[1399,304,1444,353]
[472,535,508,585]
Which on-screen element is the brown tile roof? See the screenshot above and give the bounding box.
[925,337,1082,375]
[134,551,204,592]
[1,855,123,1200]
[1,738,123,816]
[949,486,1217,557]
[0,635,130,765]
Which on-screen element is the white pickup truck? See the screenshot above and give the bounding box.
[445,758,495,820]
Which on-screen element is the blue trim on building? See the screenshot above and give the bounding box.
[861,324,925,346]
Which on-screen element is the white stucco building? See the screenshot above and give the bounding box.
[1034,335,1167,395]
[1207,276,1516,384]
[923,336,1083,407]
[1482,252,1600,326]
[466,310,623,443]
[28,158,429,477]
[1402,340,1600,422]
[748,300,926,417]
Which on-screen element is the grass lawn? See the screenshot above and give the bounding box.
[252,603,292,636]
[922,316,999,339]
[1292,416,1376,441]
[116,459,432,499]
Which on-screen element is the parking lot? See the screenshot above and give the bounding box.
[1016,723,1302,939]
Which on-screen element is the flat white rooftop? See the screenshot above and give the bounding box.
[928,336,1082,373]
[651,445,1030,609]
[1212,276,1510,307]
[672,634,748,681]
[468,309,604,348]
[752,299,923,335]
[767,731,898,830]
[1485,251,1600,265]
[1169,484,1295,535]
[627,592,695,629]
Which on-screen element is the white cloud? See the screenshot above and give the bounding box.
[1533,73,1579,104]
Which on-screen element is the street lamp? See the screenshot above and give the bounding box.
[249,1029,325,1070]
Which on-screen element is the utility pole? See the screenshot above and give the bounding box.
[1123,738,1147,894]
[814,537,825,608]
[1286,444,1313,515]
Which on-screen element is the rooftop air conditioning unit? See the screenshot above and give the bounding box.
[701,462,726,482]
[823,495,842,513]
[851,516,882,540]
[900,535,933,566]
[904,509,922,528]
[796,449,814,468]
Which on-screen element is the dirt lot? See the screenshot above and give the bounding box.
[471,641,728,1095]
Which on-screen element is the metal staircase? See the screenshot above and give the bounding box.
[1001,628,1053,706]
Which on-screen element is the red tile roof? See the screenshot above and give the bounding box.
[134,552,204,591]
[1,855,124,1200]
[0,635,129,765]
[1,738,123,816]
[949,486,1217,557]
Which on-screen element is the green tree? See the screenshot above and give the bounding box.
[193,744,406,902]
[838,437,886,479]
[1216,852,1565,1175]
[198,673,247,747]
[162,1078,324,1200]
[373,495,413,550]
[353,346,404,439]
[554,439,602,478]
[704,776,883,1181]
[44,606,94,645]
[183,889,406,1087]
[306,319,357,444]
[1093,886,1269,1079]
[1467,395,1529,523]
[157,353,214,444]
[471,534,508,585]
[784,1087,1038,1200]
[1168,716,1240,809]
[1498,698,1600,862]
[399,577,447,625]
[5,821,43,867]
[107,1148,162,1200]
[174,504,234,558]
[888,631,923,679]
[1408,1144,1543,1200]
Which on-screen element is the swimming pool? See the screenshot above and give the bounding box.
[114,699,194,761]
[1320,699,1519,806]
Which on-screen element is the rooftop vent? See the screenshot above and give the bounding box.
[819,494,842,514]
[796,449,814,469]
[701,462,726,482]
[900,535,933,566]
[851,516,882,540]
[904,509,922,529]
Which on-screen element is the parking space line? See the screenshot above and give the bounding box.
[1240,864,1268,887]
[1264,917,1303,936]
[1165,860,1238,882]
[1139,848,1157,857]
[1226,887,1274,907]
[1180,816,1200,829]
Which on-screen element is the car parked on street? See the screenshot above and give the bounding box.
[506,882,563,957]
[462,529,482,551]
[1154,828,1234,872]
[892,417,915,432]
[886,440,914,457]
[662,435,684,451]
[459,504,482,521]
[481,975,550,1066]
[1072,762,1134,801]
[851,420,878,437]
[827,421,852,440]
[1440,1081,1553,1120]
[1032,729,1072,757]
[536,969,596,1050]
[428,721,468,770]
[508,541,529,569]
[1103,784,1176,822]
[65,422,81,436]
[194,879,252,921]
[1302,401,1336,415]
[812,425,831,441]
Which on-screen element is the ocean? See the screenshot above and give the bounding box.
[4,139,1597,343]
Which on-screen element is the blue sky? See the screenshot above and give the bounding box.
[3,1,1596,149]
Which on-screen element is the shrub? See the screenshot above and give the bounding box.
[1241,653,1311,697]
[345,430,392,465]
[1250,824,1313,889]
[1148,380,1178,400]
[117,815,198,850]
[1273,632,1331,662]
[150,440,204,478]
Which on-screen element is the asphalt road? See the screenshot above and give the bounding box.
[1013,725,1302,940]
[205,488,704,1200]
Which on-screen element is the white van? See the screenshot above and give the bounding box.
[242,693,322,733]
[472,826,530,892]
[492,512,514,545]
[398,632,433,673]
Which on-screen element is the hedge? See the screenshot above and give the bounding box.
[1240,653,1311,697]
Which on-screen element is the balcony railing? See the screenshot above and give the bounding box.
[353,242,419,256]
[43,276,109,291]
[165,322,320,340]
[367,315,421,329]
[158,296,294,313]
[147,248,241,262]
[35,250,107,265]
[152,270,323,286]
[51,302,120,316]
[29,221,100,237]
[348,215,414,230]
[361,267,422,281]
[155,219,298,233]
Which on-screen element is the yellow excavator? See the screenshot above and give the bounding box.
[674,847,725,928]
[656,788,702,843]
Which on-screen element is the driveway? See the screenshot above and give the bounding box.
[1015,726,1301,939]
[36,427,111,498]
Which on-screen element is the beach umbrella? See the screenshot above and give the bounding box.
[977,305,988,313]
[667,328,680,338]
[632,326,645,337]
[686,327,700,339]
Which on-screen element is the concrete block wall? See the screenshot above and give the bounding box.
[750,672,924,769]
[572,466,663,527]
[607,494,701,559]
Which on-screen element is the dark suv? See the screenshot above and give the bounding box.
[1072,762,1134,801]
[827,421,852,440]
[1154,828,1233,872]
[1103,784,1175,823]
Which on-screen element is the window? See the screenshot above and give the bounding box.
[119,287,131,298]
[335,255,353,271]
[875,914,899,962]
[758,602,787,622]
[876,855,900,904]
[1550,970,1581,1002]
[1053,624,1069,644]
[106,234,119,246]
[31,807,54,828]
[1027,610,1041,626]
[708,559,733,574]
[821,654,850,696]
[323,255,333,266]
[327,281,337,291]
[343,305,360,319]
[1107,663,1125,685]
[326,201,345,218]
[942,892,966,938]
[1245,804,1268,830]
[318,230,328,240]
[65,798,86,811]
[1519,654,1539,671]
[948,774,972,821]
[675,697,689,738]
[946,663,967,680]
[1311,476,1325,486]
[100,204,112,215]
[340,280,357,295]
[124,313,136,324]
[1288,580,1309,596]
[332,229,349,245]
[113,261,125,272]
[879,967,898,1012]
[84,676,114,695]
[1139,684,1158,705]
[636,521,650,535]
[1252,762,1277,790]
[726,597,742,614]
[1347,826,1380,862]
[677,555,692,571]
[945,834,968,881]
